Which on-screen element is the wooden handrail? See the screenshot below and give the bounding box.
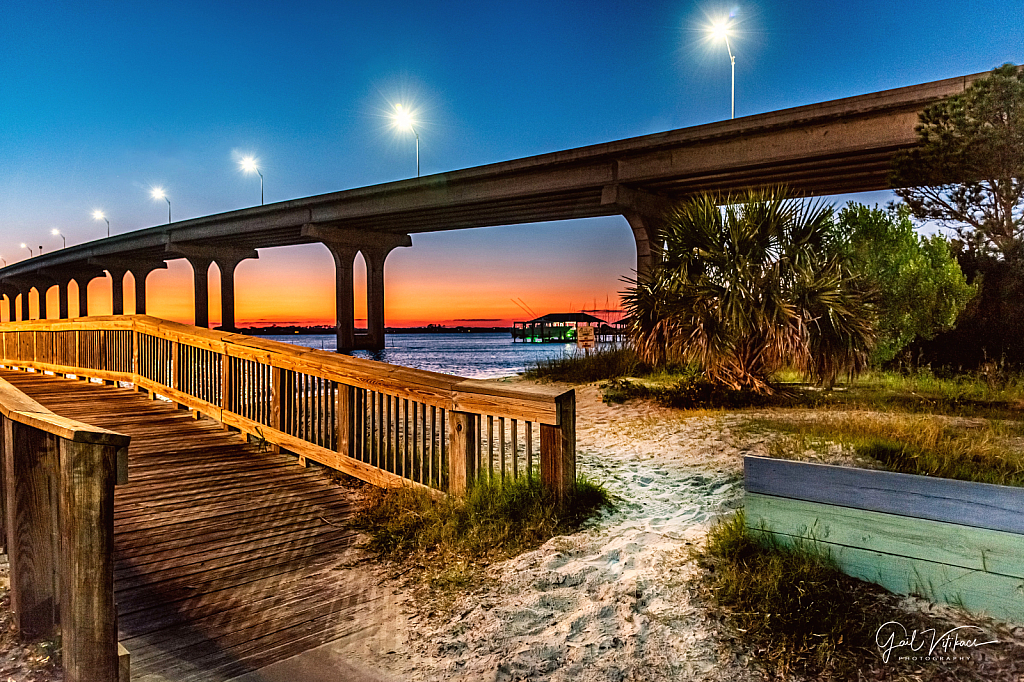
[0,376,129,682]
[0,315,576,500]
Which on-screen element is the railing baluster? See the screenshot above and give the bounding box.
[488,415,494,481]
[527,421,534,484]
[512,419,518,480]
[499,416,506,482]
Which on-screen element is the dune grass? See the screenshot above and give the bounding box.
[695,512,1011,680]
[752,412,1024,487]
[524,346,653,383]
[356,475,610,589]
[695,512,885,677]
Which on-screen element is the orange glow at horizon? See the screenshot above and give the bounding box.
[1,219,636,327]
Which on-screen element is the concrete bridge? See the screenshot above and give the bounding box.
[0,71,986,351]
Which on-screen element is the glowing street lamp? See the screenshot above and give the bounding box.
[21,243,33,258]
[151,187,171,224]
[392,104,420,177]
[93,210,110,237]
[51,229,66,248]
[708,18,736,119]
[240,156,264,205]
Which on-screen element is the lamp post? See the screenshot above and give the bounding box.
[93,210,110,237]
[1,257,7,267]
[240,156,264,205]
[21,243,33,258]
[151,188,171,223]
[709,19,736,119]
[51,229,66,248]
[392,104,420,177]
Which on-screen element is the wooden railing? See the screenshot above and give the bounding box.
[0,315,576,500]
[0,375,130,682]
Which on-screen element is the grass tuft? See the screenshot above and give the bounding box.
[524,346,652,383]
[356,476,610,589]
[601,373,790,409]
[697,512,875,677]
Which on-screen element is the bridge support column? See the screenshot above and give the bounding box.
[127,263,168,316]
[364,248,389,350]
[212,255,255,332]
[20,291,29,321]
[107,269,128,316]
[301,224,411,353]
[77,280,89,317]
[37,286,48,319]
[187,257,212,328]
[322,245,357,352]
[167,247,257,330]
[57,281,69,319]
[74,272,108,317]
[600,184,671,281]
[0,285,18,322]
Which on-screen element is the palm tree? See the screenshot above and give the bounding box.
[623,187,875,393]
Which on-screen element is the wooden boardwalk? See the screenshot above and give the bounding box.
[1,370,381,682]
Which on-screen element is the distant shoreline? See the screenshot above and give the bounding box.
[237,325,512,336]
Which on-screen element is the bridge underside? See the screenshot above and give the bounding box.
[1,370,384,682]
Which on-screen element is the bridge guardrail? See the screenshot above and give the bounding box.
[0,315,576,500]
[0,375,129,682]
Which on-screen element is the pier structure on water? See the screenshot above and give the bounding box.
[512,312,625,343]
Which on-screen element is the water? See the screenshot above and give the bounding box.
[256,332,577,379]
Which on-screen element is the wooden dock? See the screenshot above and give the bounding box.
[1,369,379,682]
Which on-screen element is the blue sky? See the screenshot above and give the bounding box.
[1,0,1021,325]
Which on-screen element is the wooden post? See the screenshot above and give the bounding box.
[335,383,354,458]
[131,330,139,380]
[59,439,118,682]
[220,355,232,430]
[269,366,283,453]
[448,411,477,496]
[0,415,6,555]
[3,419,59,638]
[540,390,576,504]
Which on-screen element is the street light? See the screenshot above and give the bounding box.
[392,104,420,177]
[151,187,171,223]
[21,243,33,258]
[93,210,110,237]
[708,18,736,119]
[0,257,7,267]
[240,156,264,205]
[51,229,66,248]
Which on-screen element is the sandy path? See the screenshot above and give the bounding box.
[333,385,769,682]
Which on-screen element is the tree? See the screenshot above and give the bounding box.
[890,64,1024,261]
[837,203,976,364]
[624,188,875,393]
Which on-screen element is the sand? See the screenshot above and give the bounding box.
[326,384,770,681]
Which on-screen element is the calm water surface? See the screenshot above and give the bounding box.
[256,332,577,379]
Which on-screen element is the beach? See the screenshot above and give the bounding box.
[307,382,766,682]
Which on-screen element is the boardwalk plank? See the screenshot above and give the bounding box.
[0,370,374,681]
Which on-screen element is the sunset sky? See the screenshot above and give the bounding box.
[2,1,1021,327]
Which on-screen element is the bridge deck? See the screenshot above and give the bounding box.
[1,370,379,682]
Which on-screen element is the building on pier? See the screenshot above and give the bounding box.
[512,312,624,343]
